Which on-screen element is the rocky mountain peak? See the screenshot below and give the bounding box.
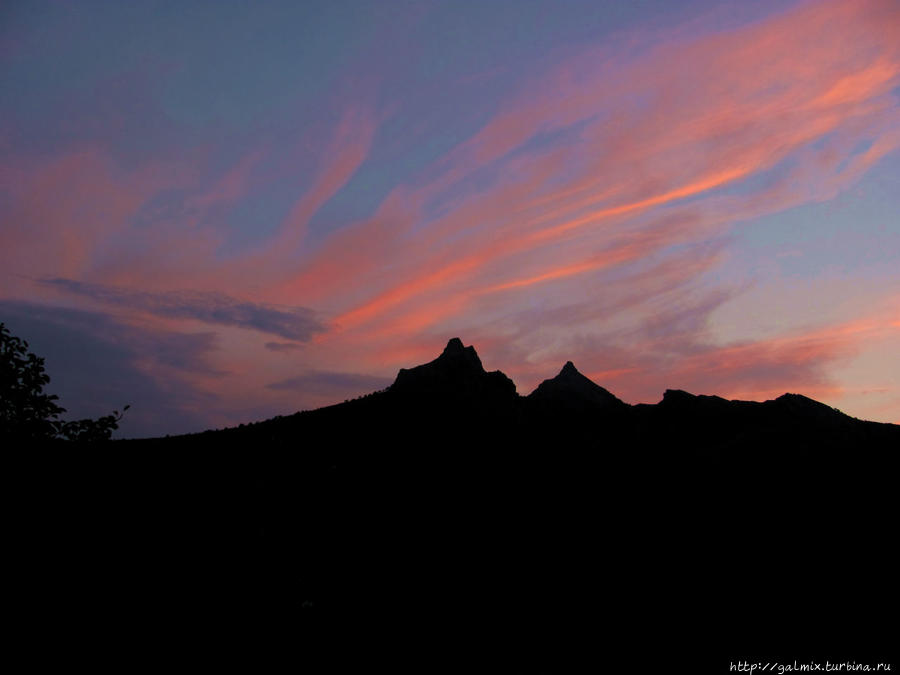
[559,361,578,376]
[390,337,514,398]
[443,337,465,355]
[528,360,626,410]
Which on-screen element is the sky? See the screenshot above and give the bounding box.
[1,0,898,437]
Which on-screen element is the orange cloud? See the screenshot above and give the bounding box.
[522,165,754,246]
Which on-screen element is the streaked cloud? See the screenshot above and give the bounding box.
[271,0,899,354]
[1,0,898,432]
[41,278,327,342]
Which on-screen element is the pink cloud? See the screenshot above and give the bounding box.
[5,0,898,431]
[269,107,377,254]
[256,0,899,352]
[0,148,185,289]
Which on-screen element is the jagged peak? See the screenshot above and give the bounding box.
[390,337,516,397]
[559,361,578,376]
[528,361,626,408]
[434,337,483,371]
[443,337,465,355]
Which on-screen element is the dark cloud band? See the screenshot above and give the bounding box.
[41,278,326,342]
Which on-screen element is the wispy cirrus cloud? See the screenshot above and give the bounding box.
[3,0,898,433]
[270,107,377,253]
[269,0,900,350]
[265,0,900,431]
[0,148,186,286]
[41,278,327,342]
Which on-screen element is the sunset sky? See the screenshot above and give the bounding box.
[2,0,898,437]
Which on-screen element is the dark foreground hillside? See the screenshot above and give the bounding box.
[14,339,898,670]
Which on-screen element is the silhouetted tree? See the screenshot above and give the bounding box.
[0,322,127,443]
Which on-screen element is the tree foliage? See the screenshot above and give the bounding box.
[1,322,127,443]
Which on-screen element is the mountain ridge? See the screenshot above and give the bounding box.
[287,338,892,431]
[122,336,895,443]
[376,338,891,427]
[40,336,897,665]
[118,337,897,462]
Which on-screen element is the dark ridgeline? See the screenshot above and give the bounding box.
[18,338,898,668]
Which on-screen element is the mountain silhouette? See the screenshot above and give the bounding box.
[113,337,890,449]
[17,337,898,668]
[528,360,628,412]
[391,336,516,403]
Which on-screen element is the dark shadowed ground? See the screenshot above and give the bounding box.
[11,339,897,671]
